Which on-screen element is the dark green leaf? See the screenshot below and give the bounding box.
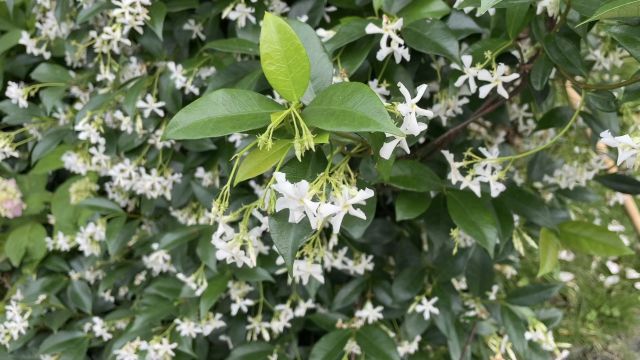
[395,191,431,221]
[595,173,640,195]
[606,24,640,63]
[355,325,401,360]
[269,212,313,272]
[309,330,351,360]
[578,0,640,25]
[447,190,499,257]
[506,283,562,306]
[203,38,259,55]
[402,19,460,62]
[387,160,441,192]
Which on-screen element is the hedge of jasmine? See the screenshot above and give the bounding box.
[0,0,640,359]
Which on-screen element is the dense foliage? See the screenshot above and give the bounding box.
[0,0,640,359]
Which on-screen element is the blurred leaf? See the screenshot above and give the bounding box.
[557,220,634,256]
[355,325,401,360]
[507,283,562,306]
[538,228,560,277]
[595,173,640,195]
[309,330,351,360]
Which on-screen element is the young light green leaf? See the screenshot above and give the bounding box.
[5,222,47,267]
[259,12,311,102]
[557,220,634,256]
[234,139,292,185]
[447,190,499,257]
[578,0,640,26]
[538,228,560,277]
[268,212,314,272]
[164,89,284,140]
[287,19,333,104]
[302,82,402,136]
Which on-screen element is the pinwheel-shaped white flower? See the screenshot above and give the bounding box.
[318,186,374,234]
[397,82,432,136]
[136,94,165,118]
[600,130,639,168]
[272,172,320,226]
[365,16,410,63]
[477,63,520,99]
[451,55,479,93]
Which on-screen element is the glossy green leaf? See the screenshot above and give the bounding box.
[506,3,530,39]
[538,228,560,277]
[146,1,166,40]
[67,280,92,314]
[387,160,442,192]
[164,89,283,139]
[557,220,634,256]
[309,330,351,360]
[227,342,275,360]
[507,283,562,306]
[30,63,72,83]
[398,0,451,24]
[287,19,333,103]
[356,325,401,360]
[39,331,88,355]
[234,139,292,185]
[395,191,431,221]
[606,24,640,63]
[595,173,640,195]
[268,212,313,272]
[0,29,21,55]
[203,38,259,55]
[259,13,310,102]
[542,34,587,77]
[447,190,499,257]
[535,106,574,131]
[402,19,459,63]
[303,82,402,136]
[325,18,369,53]
[579,0,640,25]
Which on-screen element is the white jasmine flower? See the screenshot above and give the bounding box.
[355,301,384,324]
[292,260,324,285]
[600,130,639,168]
[272,172,320,226]
[368,79,390,102]
[365,15,410,64]
[183,19,205,40]
[5,82,29,108]
[413,296,439,321]
[136,94,165,118]
[451,55,479,93]
[536,0,560,18]
[318,186,374,234]
[477,63,520,99]
[397,82,432,136]
[175,318,201,338]
[224,3,256,28]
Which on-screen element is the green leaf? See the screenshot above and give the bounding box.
[578,0,640,25]
[398,0,451,24]
[309,330,351,360]
[31,143,72,174]
[501,186,554,228]
[303,82,402,136]
[203,38,259,55]
[325,18,369,53]
[164,89,284,140]
[557,220,634,256]
[530,53,554,91]
[479,0,504,15]
[199,272,231,318]
[67,280,93,314]
[395,191,431,221]
[5,222,47,267]
[355,325,401,360]
[234,139,292,185]
[146,1,166,40]
[0,29,22,56]
[506,283,562,306]
[30,63,72,83]
[536,106,574,131]
[538,228,560,277]
[77,1,110,24]
[501,305,528,355]
[268,211,313,272]
[259,12,310,102]
[506,3,530,39]
[447,190,499,257]
[387,160,442,192]
[77,197,125,214]
[287,19,333,104]
[228,342,274,360]
[595,173,640,195]
[39,331,88,355]
[542,34,587,77]
[402,19,460,63]
[605,24,640,63]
